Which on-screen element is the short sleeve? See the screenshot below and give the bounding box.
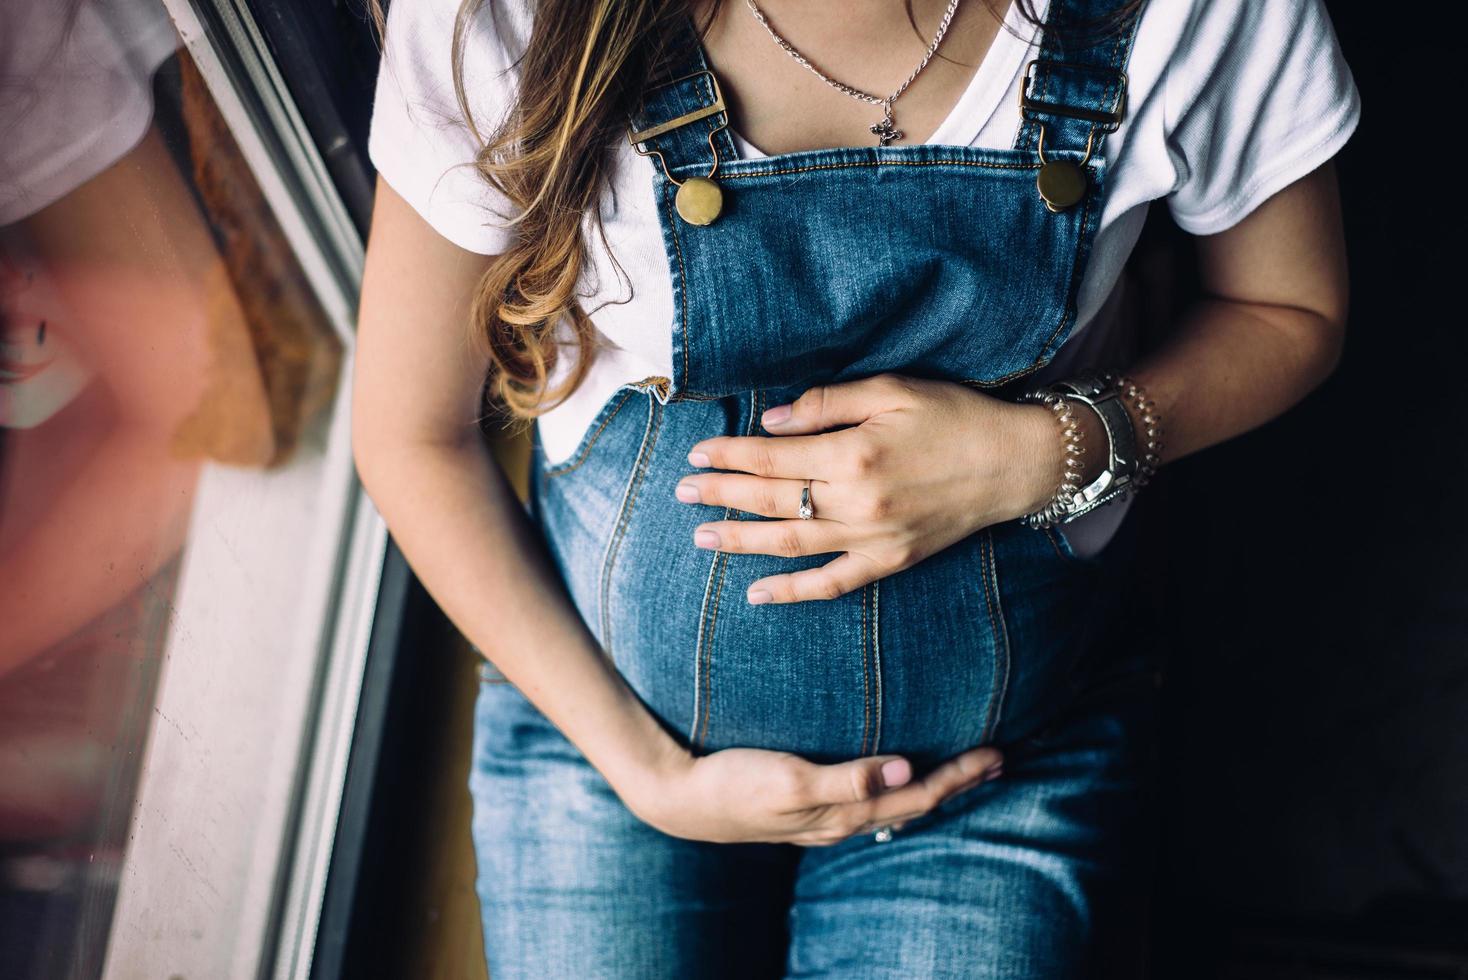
[367,0,530,254]
[1163,0,1361,236]
[0,0,179,225]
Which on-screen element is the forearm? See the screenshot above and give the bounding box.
[1019,294,1345,509]
[355,433,685,796]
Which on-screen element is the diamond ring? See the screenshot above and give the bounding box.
[799,480,814,520]
[873,825,894,843]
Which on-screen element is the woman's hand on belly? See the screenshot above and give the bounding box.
[675,373,1064,605]
[623,739,1004,847]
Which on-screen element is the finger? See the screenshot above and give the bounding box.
[677,473,838,521]
[760,374,914,435]
[829,746,1005,829]
[686,429,855,480]
[803,754,915,810]
[694,516,850,561]
[747,551,885,604]
[868,762,1008,830]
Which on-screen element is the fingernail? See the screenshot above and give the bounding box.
[880,758,911,789]
[688,451,711,467]
[694,529,720,549]
[983,766,1004,782]
[762,404,792,426]
[675,482,700,503]
[747,589,772,605]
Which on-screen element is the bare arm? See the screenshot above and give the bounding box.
[351,175,1003,844]
[1060,158,1351,493]
[350,176,682,796]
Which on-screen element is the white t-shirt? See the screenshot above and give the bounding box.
[0,0,180,225]
[367,0,1361,559]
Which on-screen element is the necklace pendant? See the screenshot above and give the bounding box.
[870,114,904,147]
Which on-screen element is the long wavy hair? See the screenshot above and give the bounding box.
[364,0,1143,422]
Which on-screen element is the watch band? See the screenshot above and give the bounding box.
[1047,373,1140,523]
[1017,371,1142,527]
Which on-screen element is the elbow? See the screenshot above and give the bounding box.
[351,399,403,501]
[351,421,389,504]
[350,405,480,502]
[1291,309,1347,402]
[1313,289,1351,386]
[1312,312,1347,386]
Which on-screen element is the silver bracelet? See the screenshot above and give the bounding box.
[1017,370,1149,528]
[1103,370,1164,489]
[1015,388,1088,529]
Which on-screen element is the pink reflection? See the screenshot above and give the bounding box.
[0,0,282,968]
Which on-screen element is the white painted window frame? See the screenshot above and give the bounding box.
[99,1,384,977]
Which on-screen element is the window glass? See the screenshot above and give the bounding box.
[0,1,344,975]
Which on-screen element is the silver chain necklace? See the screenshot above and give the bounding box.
[744,0,965,146]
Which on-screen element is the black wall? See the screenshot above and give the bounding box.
[1144,3,1466,975]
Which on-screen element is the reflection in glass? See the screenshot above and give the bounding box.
[0,1,341,975]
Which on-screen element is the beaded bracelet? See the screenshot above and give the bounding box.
[1101,370,1164,488]
[1016,387,1088,529]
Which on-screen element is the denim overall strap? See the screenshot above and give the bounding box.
[1012,0,1145,157]
[625,17,735,178]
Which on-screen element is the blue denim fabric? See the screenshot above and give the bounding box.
[470,1,1154,974]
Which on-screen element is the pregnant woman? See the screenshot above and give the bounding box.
[353,0,1358,974]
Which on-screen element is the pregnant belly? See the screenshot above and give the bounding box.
[530,387,1116,771]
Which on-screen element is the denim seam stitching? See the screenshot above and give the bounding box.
[690,388,761,748]
[689,543,723,747]
[697,553,730,748]
[597,392,661,659]
[664,180,693,393]
[1033,168,1101,359]
[718,159,1042,181]
[543,389,637,479]
[1041,524,1070,561]
[978,528,1013,742]
[859,582,872,756]
[872,578,883,754]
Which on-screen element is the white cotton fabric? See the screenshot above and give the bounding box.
[367,0,1361,558]
[0,0,180,225]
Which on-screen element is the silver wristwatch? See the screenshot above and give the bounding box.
[1025,372,1141,525]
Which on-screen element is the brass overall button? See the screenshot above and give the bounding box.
[1036,160,1086,213]
[675,176,723,225]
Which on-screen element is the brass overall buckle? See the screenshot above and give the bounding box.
[1018,59,1130,213]
[627,69,729,226]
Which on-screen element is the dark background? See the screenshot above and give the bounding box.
[265,1,1466,976]
[1137,4,1467,974]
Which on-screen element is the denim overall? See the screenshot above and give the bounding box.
[470,2,1156,976]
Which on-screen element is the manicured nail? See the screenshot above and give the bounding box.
[675,482,700,503]
[747,589,772,605]
[880,758,912,788]
[983,765,1004,782]
[688,451,711,467]
[694,529,720,549]
[762,404,792,426]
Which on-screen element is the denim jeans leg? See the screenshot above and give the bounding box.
[781,663,1158,980]
[467,680,797,979]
